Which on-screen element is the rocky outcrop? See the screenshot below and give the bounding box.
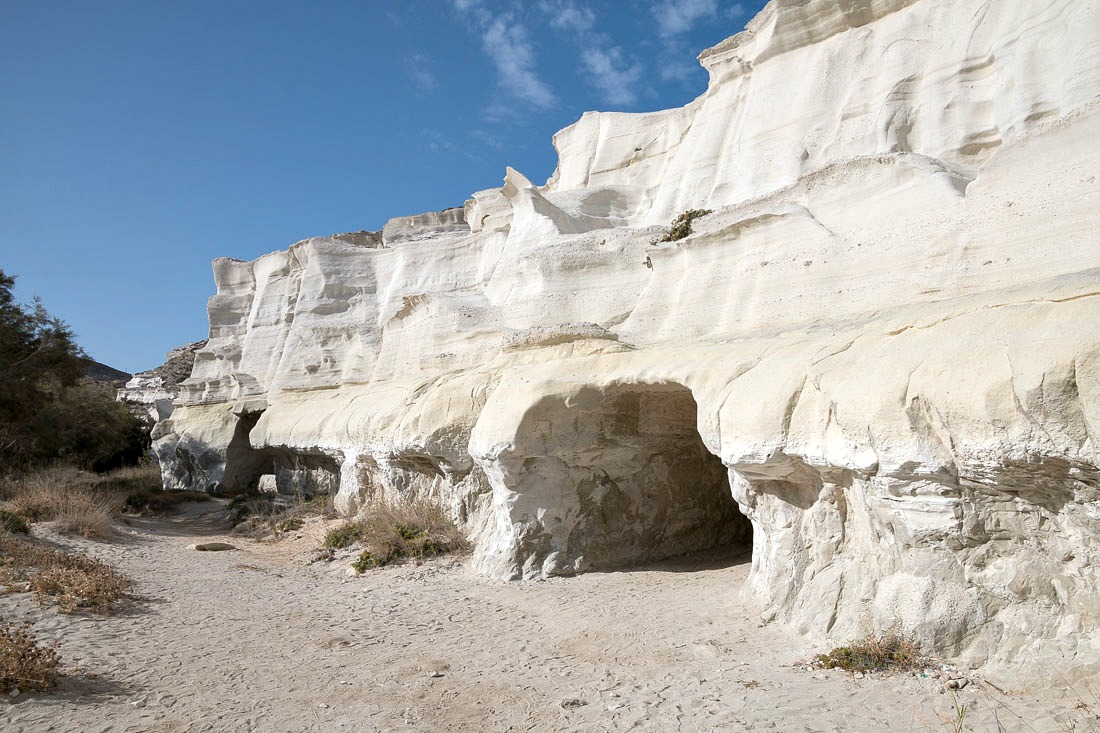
[119,341,207,421]
[154,0,1100,683]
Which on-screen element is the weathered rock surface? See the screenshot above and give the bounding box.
[119,341,207,421]
[154,0,1100,682]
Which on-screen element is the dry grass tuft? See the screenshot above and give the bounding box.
[0,533,131,614]
[0,463,168,537]
[346,499,467,573]
[231,492,336,537]
[0,466,94,522]
[814,632,924,673]
[0,621,60,693]
[53,491,125,538]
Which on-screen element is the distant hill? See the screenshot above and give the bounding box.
[81,358,130,386]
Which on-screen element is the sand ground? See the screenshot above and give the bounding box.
[1,503,1095,733]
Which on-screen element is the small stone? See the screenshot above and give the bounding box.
[131,699,146,708]
[854,672,864,679]
[318,703,329,709]
[427,670,444,678]
[561,698,588,709]
[9,688,19,697]
[190,542,236,552]
[957,678,970,689]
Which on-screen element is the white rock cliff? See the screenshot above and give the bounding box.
[154,0,1100,682]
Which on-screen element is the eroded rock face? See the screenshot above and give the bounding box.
[119,341,207,421]
[154,0,1100,682]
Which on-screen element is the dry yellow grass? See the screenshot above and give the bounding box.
[0,621,60,693]
[0,533,131,614]
[814,632,924,673]
[0,464,163,537]
[347,498,467,572]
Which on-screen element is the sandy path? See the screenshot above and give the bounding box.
[0,507,1093,733]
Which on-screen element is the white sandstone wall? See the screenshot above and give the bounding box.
[153,0,1100,683]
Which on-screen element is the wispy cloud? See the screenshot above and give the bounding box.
[580,47,643,106]
[451,1,557,111]
[406,53,437,93]
[481,16,557,109]
[650,0,721,81]
[539,0,595,32]
[422,129,458,155]
[535,2,643,108]
[651,0,718,37]
[471,128,505,151]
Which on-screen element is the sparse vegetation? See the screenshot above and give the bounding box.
[123,489,211,514]
[653,208,712,243]
[324,522,363,549]
[814,632,924,673]
[230,491,335,537]
[340,499,467,573]
[0,621,60,693]
[0,533,131,614]
[0,465,135,538]
[0,508,28,534]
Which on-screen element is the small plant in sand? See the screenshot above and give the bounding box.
[653,208,712,244]
[342,499,466,573]
[0,533,131,614]
[814,631,924,673]
[0,621,60,693]
[0,508,29,534]
[324,522,364,549]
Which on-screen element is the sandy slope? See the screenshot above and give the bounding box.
[1,507,1094,733]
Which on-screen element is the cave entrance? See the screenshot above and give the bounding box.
[222,410,339,497]
[560,383,752,572]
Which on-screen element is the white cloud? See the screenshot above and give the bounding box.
[406,54,437,92]
[581,47,642,106]
[422,129,458,155]
[651,0,718,37]
[450,2,557,111]
[471,128,505,151]
[481,15,557,110]
[539,0,596,32]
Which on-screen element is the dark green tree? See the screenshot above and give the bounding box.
[0,269,148,471]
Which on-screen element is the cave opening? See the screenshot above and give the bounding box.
[221,410,339,497]
[558,383,753,572]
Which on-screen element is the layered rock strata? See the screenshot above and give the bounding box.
[154,0,1100,681]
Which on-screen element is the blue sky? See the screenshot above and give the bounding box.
[1,0,764,373]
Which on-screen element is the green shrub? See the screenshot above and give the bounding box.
[324,522,363,549]
[345,499,466,573]
[654,208,712,243]
[0,509,28,534]
[351,550,387,573]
